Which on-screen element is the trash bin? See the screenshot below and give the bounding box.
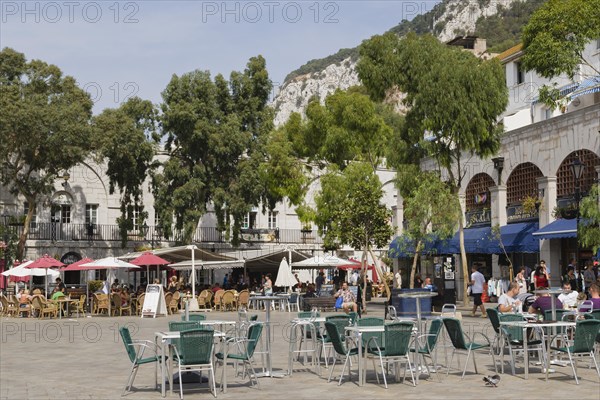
[391,288,433,319]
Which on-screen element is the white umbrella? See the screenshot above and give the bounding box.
[2,260,60,278]
[80,257,140,316]
[274,257,296,291]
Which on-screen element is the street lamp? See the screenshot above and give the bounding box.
[492,157,505,185]
[141,223,162,248]
[570,155,585,274]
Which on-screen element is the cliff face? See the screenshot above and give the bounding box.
[271,0,525,126]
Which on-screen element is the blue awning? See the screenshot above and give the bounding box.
[389,222,540,257]
[532,219,577,239]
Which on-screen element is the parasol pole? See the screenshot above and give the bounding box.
[188,245,199,311]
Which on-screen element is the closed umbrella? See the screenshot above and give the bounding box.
[80,257,141,316]
[274,257,297,291]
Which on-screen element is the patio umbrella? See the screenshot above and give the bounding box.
[2,260,60,288]
[60,258,95,308]
[80,257,141,316]
[26,255,65,295]
[291,255,361,269]
[129,252,170,285]
[274,257,297,292]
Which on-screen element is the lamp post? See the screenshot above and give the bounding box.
[141,223,162,249]
[492,157,505,185]
[570,155,585,274]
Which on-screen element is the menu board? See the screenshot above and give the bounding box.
[141,284,167,318]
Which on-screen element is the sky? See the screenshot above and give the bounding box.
[1,0,441,113]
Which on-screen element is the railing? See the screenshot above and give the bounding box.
[1,222,324,245]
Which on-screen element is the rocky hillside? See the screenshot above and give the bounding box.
[271,0,544,127]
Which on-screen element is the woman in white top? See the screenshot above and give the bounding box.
[263,274,273,295]
[515,267,527,294]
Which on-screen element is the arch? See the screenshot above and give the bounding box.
[465,173,495,211]
[556,149,600,198]
[506,162,544,205]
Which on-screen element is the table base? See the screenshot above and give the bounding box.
[255,371,286,378]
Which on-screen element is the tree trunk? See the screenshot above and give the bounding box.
[409,240,423,289]
[368,249,390,299]
[361,247,368,314]
[458,216,469,306]
[17,197,35,260]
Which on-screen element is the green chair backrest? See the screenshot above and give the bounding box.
[584,309,600,320]
[442,318,468,350]
[169,321,200,332]
[119,326,137,364]
[383,321,414,356]
[423,318,443,353]
[499,314,526,342]
[246,323,263,359]
[324,321,348,356]
[298,311,319,318]
[182,314,207,321]
[347,311,358,325]
[572,319,600,354]
[543,309,569,321]
[179,328,214,365]
[250,314,258,321]
[486,308,501,334]
[357,317,384,348]
[326,315,351,340]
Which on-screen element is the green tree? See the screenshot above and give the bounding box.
[358,33,508,304]
[153,56,274,244]
[0,48,93,258]
[579,185,600,254]
[401,173,460,289]
[521,0,600,109]
[262,89,397,307]
[93,97,159,247]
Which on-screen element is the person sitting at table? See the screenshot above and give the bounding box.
[263,273,273,295]
[422,277,437,291]
[528,289,562,316]
[19,289,31,307]
[497,282,521,313]
[51,287,65,301]
[120,287,131,307]
[557,282,578,308]
[334,281,358,313]
[589,283,600,309]
[167,275,178,293]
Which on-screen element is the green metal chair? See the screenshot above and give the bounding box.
[443,317,496,379]
[169,321,201,351]
[551,319,600,384]
[357,317,384,349]
[367,321,415,388]
[182,313,207,321]
[499,314,545,375]
[216,322,263,393]
[173,328,216,398]
[320,315,352,367]
[486,308,502,354]
[324,321,360,386]
[119,326,165,395]
[410,318,443,381]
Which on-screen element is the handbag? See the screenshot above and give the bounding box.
[335,296,343,309]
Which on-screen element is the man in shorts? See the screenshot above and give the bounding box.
[334,281,357,313]
[470,264,486,318]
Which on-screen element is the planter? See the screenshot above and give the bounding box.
[560,209,578,219]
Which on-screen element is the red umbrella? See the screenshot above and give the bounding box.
[26,254,65,269]
[129,251,171,284]
[60,258,95,271]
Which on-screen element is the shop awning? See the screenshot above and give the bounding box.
[389,222,540,257]
[532,219,577,239]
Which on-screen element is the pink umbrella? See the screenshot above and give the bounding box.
[129,252,171,285]
[26,255,65,294]
[60,258,95,271]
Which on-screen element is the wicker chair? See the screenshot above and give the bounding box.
[197,290,211,309]
[31,295,58,318]
[221,290,236,311]
[237,290,250,310]
[0,295,17,317]
[164,292,173,315]
[136,293,145,315]
[213,290,225,311]
[111,293,132,316]
[93,293,109,315]
[71,294,87,317]
[169,291,181,314]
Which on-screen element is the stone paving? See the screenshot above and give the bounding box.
[1,302,599,400]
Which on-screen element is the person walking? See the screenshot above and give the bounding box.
[470,264,486,318]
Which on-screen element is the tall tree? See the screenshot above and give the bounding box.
[0,48,93,258]
[262,88,396,308]
[521,0,600,108]
[358,33,508,303]
[401,172,461,289]
[579,185,600,255]
[154,56,274,244]
[93,97,159,247]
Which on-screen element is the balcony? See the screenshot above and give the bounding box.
[1,222,324,246]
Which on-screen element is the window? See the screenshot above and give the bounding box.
[242,212,257,229]
[85,204,98,225]
[51,205,71,223]
[268,211,278,229]
[516,62,525,85]
[132,206,142,231]
[544,108,553,121]
[24,202,37,228]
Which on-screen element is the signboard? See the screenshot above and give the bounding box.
[141,284,167,318]
[506,205,538,223]
[240,228,279,243]
[319,284,334,297]
[465,209,491,228]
